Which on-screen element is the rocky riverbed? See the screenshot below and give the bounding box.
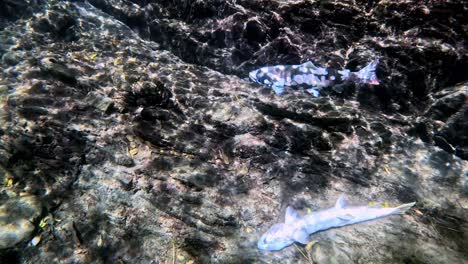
[0,0,467,263]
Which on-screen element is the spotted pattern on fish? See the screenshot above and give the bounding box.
[249,59,379,95]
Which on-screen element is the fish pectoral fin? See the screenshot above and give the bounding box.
[306,87,319,96]
[338,214,355,221]
[293,229,310,245]
[272,83,285,95]
[302,61,318,70]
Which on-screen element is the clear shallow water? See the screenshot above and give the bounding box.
[0,1,467,263]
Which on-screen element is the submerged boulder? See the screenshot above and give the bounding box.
[0,194,42,249]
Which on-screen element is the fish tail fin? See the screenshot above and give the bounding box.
[355,59,380,85]
[394,202,416,214]
[249,70,258,82]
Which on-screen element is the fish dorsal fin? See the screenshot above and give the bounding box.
[307,87,319,97]
[335,195,347,209]
[302,61,318,70]
[285,206,300,224]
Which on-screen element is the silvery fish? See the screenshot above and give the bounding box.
[249,59,380,95]
[257,195,415,251]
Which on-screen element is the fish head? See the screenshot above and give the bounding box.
[249,68,271,85]
[249,67,277,87]
[257,223,295,250]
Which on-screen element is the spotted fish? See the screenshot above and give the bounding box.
[257,195,415,251]
[249,59,380,95]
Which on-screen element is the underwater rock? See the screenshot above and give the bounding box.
[208,102,267,133]
[31,10,79,42]
[232,133,269,159]
[1,51,21,66]
[0,0,466,263]
[85,92,114,113]
[416,82,468,159]
[0,0,42,26]
[38,57,77,86]
[113,153,135,168]
[0,194,42,249]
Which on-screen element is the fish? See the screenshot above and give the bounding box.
[249,59,380,95]
[257,195,415,251]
